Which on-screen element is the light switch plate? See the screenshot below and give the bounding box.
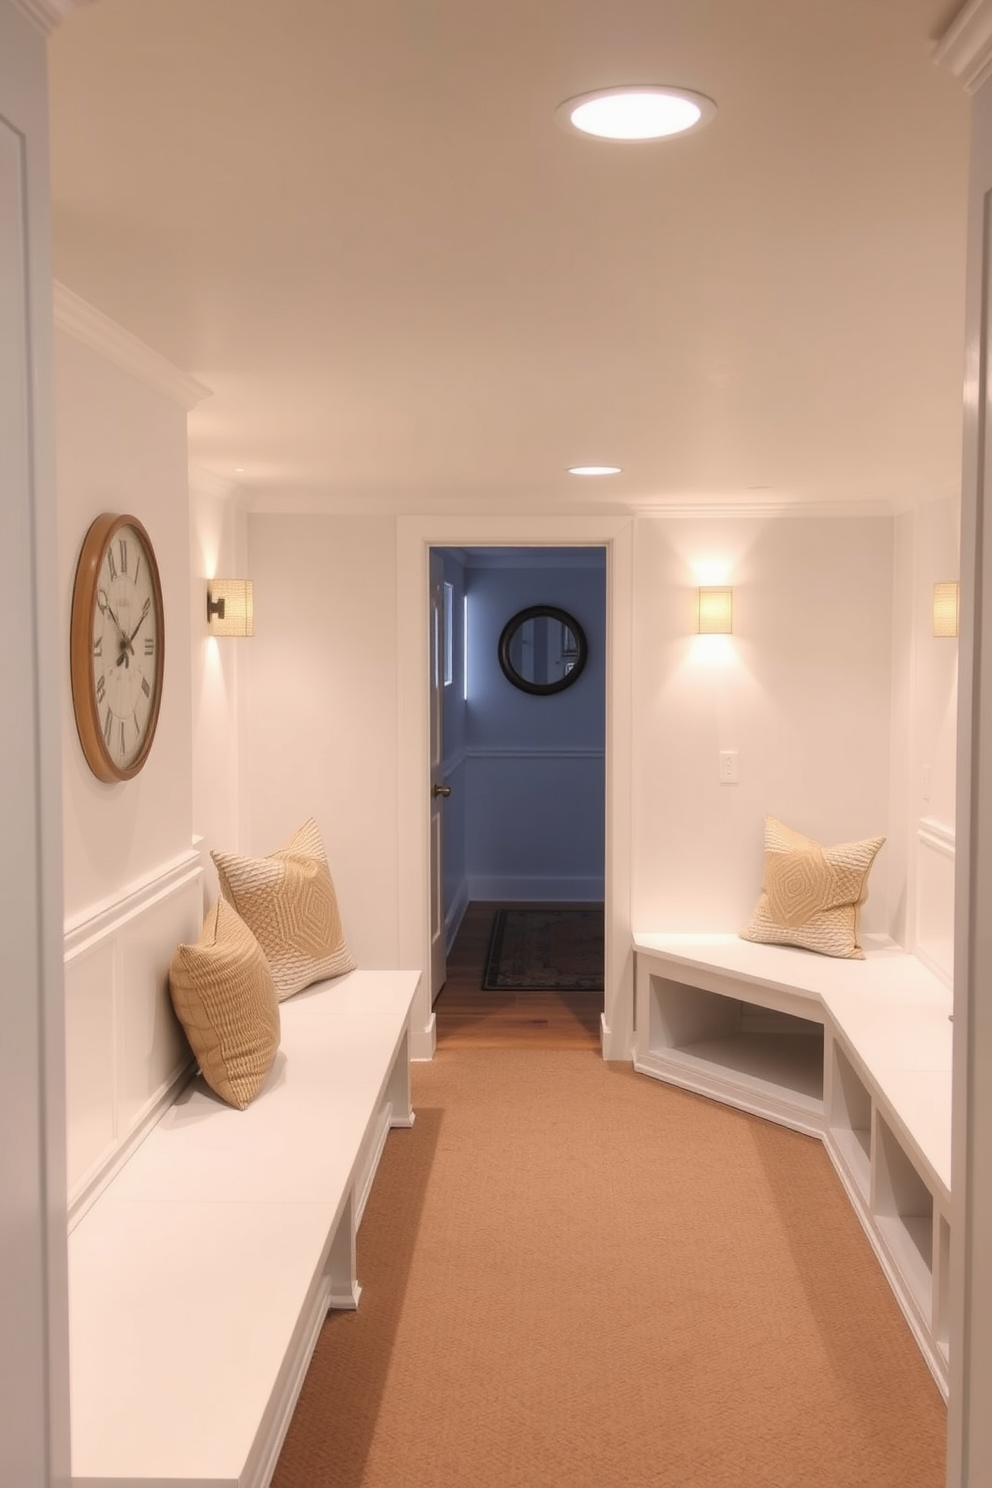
[719,750,740,784]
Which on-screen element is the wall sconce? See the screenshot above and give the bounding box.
[932,581,959,638]
[697,587,733,635]
[206,579,254,637]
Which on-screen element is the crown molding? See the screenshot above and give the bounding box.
[633,499,893,520]
[934,0,992,93]
[11,0,92,35]
[53,282,212,411]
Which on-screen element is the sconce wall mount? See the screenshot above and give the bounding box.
[207,578,254,637]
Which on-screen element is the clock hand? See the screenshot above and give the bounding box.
[126,598,151,646]
[97,589,129,646]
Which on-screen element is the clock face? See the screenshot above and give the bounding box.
[71,514,165,782]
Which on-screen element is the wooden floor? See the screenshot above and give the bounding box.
[434,901,603,1050]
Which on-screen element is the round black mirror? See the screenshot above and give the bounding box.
[497,606,588,695]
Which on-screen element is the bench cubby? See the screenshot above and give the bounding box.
[633,932,952,1397]
[642,967,825,1132]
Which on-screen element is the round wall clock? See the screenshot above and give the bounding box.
[70,512,165,783]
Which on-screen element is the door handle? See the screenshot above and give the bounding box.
[432,783,452,799]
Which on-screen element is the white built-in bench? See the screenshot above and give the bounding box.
[633,933,952,1396]
[68,967,420,1488]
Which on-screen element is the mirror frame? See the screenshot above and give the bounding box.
[497,605,589,696]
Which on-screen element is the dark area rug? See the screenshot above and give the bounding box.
[481,908,604,991]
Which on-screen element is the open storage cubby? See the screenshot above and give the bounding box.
[873,1112,934,1321]
[645,972,824,1116]
[828,1040,872,1202]
[633,934,953,1398]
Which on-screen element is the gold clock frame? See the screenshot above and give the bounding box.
[70,512,166,783]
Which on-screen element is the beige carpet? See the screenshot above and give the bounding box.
[273,1051,946,1488]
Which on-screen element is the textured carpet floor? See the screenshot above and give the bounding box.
[481,908,604,991]
[272,1052,946,1488]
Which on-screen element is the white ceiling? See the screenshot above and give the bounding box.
[48,0,971,516]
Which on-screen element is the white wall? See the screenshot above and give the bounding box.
[631,514,896,935]
[189,471,247,906]
[54,319,203,1214]
[57,331,195,919]
[890,495,959,982]
[242,513,402,969]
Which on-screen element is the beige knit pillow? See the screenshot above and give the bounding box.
[168,898,280,1109]
[211,818,356,1000]
[740,816,885,960]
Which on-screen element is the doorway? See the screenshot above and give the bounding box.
[429,546,606,1044]
[394,515,634,1063]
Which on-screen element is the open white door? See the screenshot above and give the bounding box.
[428,551,448,1001]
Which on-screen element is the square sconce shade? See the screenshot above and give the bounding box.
[207,579,254,637]
[932,581,959,638]
[697,587,733,635]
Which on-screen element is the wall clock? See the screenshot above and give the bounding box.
[70,512,165,783]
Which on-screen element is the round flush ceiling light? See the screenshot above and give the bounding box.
[557,86,716,141]
[568,465,621,476]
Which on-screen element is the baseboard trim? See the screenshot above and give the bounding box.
[467,875,604,901]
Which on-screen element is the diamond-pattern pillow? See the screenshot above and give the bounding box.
[740,816,885,959]
[211,818,356,999]
[168,898,280,1109]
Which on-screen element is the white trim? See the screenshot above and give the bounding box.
[466,745,605,760]
[635,499,895,520]
[53,282,212,411]
[918,817,957,859]
[63,848,203,948]
[244,492,899,519]
[188,464,240,502]
[934,0,992,93]
[10,0,88,33]
[468,874,605,901]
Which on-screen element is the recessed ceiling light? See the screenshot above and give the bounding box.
[568,465,622,476]
[557,86,716,141]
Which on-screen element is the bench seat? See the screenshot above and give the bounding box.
[633,932,952,1395]
[68,967,420,1488]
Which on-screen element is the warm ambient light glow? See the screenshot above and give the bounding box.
[568,465,621,476]
[697,587,733,635]
[557,86,717,141]
[206,579,254,637]
[933,581,960,638]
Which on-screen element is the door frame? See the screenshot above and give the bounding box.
[397,515,634,1061]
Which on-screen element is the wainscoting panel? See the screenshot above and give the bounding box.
[465,748,605,903]
[64,940,116,1211]
[64,852,203,1222]
[916,818,955,987]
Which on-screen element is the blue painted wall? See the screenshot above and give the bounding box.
[437,547,606,936]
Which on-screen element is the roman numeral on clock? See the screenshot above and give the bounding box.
[144,637,155,656]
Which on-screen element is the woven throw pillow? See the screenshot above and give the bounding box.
[168,898,280,1109]
[211,818,356,1000]
[740,816,885,960]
